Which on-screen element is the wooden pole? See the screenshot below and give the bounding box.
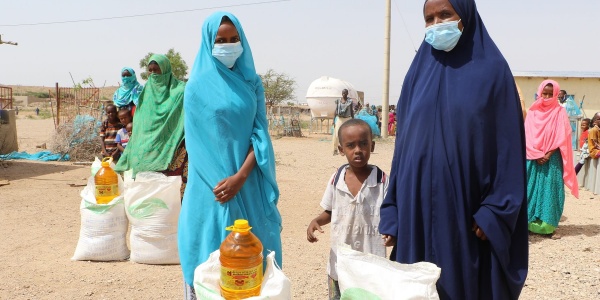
[55,82,60,126]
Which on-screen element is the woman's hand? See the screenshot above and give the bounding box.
[537,150,554,165]
[472,220,487,241]
[213,173,246,204]
[382,234,396,247]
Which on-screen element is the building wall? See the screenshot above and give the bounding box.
[13,95,47,107]
[515,76,600,118]
[0,109,19,154]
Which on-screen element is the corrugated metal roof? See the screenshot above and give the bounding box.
[513,71,600,78]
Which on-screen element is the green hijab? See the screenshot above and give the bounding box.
[115,54,185,174]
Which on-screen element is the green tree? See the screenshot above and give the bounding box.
[259,69,296,107]
[138,48,189,81]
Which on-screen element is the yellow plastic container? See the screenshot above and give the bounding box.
[220,219,263,299]
[94,157,119,204]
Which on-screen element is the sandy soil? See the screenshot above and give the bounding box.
[1,117,599,299]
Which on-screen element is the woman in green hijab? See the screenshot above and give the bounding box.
[115,54,187,194]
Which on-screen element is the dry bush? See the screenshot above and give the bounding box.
[49,116,101,162]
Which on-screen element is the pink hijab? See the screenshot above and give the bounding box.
[524,79,578,197]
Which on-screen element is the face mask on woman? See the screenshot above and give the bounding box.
[425,19,462,52]
[122,75,136,88]
[212,42,244,68]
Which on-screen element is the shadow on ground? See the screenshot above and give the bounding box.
[0,160,82,181]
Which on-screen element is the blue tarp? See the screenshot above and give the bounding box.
[0,151,70,161]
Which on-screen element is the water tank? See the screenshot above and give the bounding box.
[305,76,359,119]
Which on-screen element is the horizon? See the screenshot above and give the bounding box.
[1,0,598,105]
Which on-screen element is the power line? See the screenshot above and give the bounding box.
[0,0,290,27]
[392,0,417,53]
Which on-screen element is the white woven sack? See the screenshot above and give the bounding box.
[72,176,129,261]
[336,244,441,300]
[194,251,291,300]
[124,172,181,264]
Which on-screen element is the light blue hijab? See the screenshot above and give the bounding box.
[178,11,282,285]
[112,67,143,107]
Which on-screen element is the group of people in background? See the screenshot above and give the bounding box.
[93,0,592,299]
[99,104,132,162]
[331,89,397,156]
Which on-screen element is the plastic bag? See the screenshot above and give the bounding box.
[194,251,291,300]
[336,244,441,300]
[124,172,181,264]
[72,176,129,261]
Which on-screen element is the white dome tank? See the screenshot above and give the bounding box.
[305,76,359,118]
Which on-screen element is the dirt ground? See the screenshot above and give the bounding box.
[1,116,599,299]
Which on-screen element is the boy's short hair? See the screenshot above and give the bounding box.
[105,104,116,111]
[338,119,372,144]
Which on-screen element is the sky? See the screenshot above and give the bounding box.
[0,0,598,105]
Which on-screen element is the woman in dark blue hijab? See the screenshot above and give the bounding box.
[379,0,528,299]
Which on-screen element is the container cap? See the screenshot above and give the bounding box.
[101,157,113,167]
[226,219,252,232]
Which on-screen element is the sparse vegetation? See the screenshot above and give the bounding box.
[49,117,101,161]
[139,48,189,81]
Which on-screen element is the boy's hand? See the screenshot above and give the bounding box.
[382,234,396,247]
[307,219,324,243]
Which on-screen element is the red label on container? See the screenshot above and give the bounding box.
[95,184,118,198]
[220,264,263,291]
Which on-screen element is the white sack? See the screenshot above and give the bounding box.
[124,172,181,264]
[194,251,291,300]
[72,176,129,261]
[336,244,441,300]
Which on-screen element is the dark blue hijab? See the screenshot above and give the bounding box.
[379,0,528,299]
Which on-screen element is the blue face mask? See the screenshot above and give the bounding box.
[424,19,462,52]
[212,42,244,68]
[122,75,136,89]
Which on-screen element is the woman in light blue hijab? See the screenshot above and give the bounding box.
[178,11,282,295]
[112,67,143,111]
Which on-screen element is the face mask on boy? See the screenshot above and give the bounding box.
[212,42,244,68]
[424,19,462,52]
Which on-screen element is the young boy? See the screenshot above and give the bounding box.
[114,109,133,155]
[100,104,123,161]
[115,122,132,153]
[306,119,393,299]
[576,117,592,174]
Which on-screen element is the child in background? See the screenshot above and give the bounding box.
[100,104,123,161]
[306,119,392,300]
[114,108,132,155]
[580,118,591,149]
[116,122,132,153]
[575,117,591,174]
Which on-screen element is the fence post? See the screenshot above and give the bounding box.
[55,82,60,126]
